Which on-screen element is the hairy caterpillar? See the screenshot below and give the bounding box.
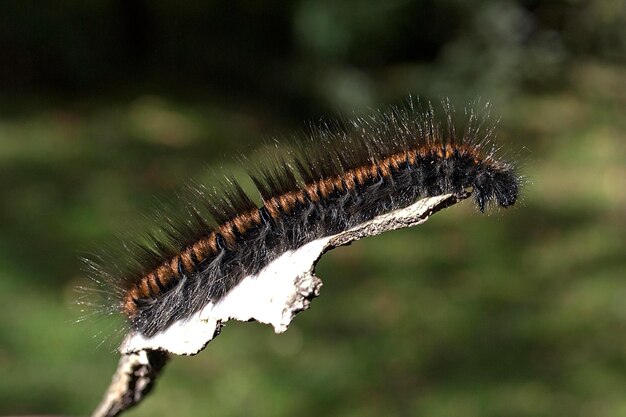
[83,100,521,352]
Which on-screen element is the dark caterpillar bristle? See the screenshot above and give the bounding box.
[87,100,521,337]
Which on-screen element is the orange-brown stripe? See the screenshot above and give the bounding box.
[305,183,320,201]
[170,257,180,277]
[180,251,194,272]
[155,268,170,289]
[378,159,392,177]
[218,223,236,246]
[342,171,356,190]
[148,274,161,295]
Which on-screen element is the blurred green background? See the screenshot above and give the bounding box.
[0,1,624,416]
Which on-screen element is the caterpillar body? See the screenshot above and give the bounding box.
[85,100,521,347]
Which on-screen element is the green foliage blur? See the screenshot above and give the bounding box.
[0,1,624,416]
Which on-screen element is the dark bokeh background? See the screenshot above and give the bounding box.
[0,1,624,416]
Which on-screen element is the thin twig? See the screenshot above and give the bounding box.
[91,349,169,417]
